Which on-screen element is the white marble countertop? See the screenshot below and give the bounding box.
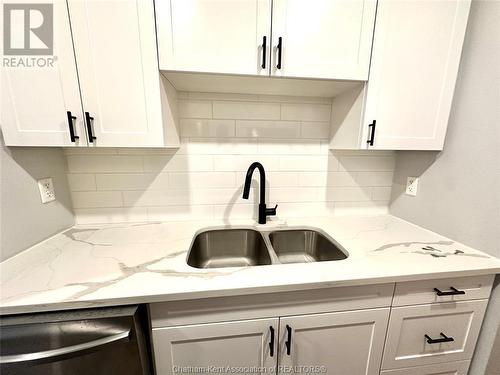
[1,215,499,315]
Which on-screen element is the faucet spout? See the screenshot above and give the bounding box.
[242,162,277,224]
[243,162,265,201]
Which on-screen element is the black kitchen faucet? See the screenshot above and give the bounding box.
[242,162,278,224]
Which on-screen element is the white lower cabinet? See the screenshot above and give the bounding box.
[152,318,278,375]
[380,360,470,375]
[150,278,493,375]
[278,308,390,375]
[152,308,390,375]
[382,300,488,369]
[392,275,494,307]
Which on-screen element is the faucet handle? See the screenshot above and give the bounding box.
[266,204,278,216]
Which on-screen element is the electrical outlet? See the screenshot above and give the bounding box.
[38,178,56,203]
[405,177,419,196]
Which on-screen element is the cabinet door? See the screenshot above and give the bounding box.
[153,318,278,375]
[278,308,389,375]
[363,0,471,150]
[271,0,376,80]
[67,0,164,147]
[156,0,272,76]
[1,0,85,147]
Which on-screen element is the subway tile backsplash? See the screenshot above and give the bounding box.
[65,92,395,224]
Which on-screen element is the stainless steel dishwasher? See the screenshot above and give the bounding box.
[0,305,152,375]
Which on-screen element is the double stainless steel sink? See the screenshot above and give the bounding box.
[187,228,348,269]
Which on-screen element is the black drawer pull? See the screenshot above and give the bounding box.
[276,37,282,69]
[269,326,274,357]
[85,111,96,143]
[434,287,465,296]
[285,324,292,355]
[262,36,267,69]
[425,332,454,344]
[367,120,376,146]
[66,111,79,142]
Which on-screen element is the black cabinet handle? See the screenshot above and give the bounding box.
[276,37,282,69]
[269,326,274,357]
[66,111,79,142]
[434,287,465,296]
[285,325,292,355]
[425,332,454,344]
[262,36,267,69]
[85,111,96,143]
[367,120,376,146]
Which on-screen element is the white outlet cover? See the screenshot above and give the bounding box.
[38,178,56,203]
[405,177,419,196]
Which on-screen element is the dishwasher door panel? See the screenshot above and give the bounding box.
[0,306,151,375]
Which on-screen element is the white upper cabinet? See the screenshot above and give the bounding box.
[155,0,375,81]
[362,0,471,150]
[2,0,173,148]
[271,0,376,80]
[1,0,86,147]
[67,0,165,147]
[2,0,472,151]
[156,0,272,76]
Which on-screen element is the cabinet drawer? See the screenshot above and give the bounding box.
[382,300,488,369]
[380,360,470,375]
[393,275,493,306]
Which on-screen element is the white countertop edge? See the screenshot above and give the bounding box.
[2,266,499,316]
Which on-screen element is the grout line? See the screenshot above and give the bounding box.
[73,201,391,210]
[70,184,392,194]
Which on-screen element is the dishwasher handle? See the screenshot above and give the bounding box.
[0,330,131,365]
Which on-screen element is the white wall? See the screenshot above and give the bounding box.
[0,131,74,261]
[389,1,500,373]
[65,93,396,224]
